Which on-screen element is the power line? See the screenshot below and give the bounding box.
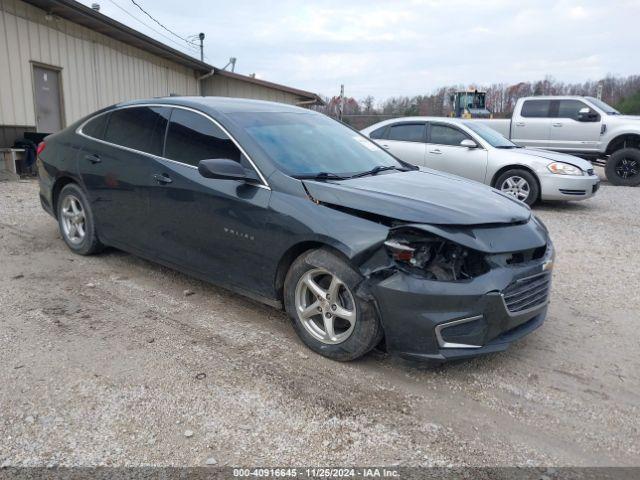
[127,0,199,48]
[109,0,195,50]
[106,0,199,55]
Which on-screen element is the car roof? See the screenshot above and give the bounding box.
[362,116,466,131]
[519,95,592,100]
[115,96,316,116]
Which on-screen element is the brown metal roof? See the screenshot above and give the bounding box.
[22,0,322,103]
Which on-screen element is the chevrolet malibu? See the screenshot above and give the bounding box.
[361,117,600,206]
[37,97,554,362]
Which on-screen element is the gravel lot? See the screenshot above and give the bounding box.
[0,174,638,467]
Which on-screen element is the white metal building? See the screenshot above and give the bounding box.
[0,0,323,147]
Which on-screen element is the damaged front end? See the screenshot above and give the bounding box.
[301,175,554,361]
[357,218,554,362]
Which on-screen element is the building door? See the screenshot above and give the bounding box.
[33,66,63,133]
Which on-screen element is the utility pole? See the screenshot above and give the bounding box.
[339,84,344,121]
[597,82,603,101]
[198,32,205,62]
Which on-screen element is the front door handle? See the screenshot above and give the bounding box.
[85,154,101,164]
[515,122,525,127]
[552,123,563,127]
[153,173,173,185]
[429,149,442,154]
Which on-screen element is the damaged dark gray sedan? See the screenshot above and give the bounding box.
[37,97,554,362]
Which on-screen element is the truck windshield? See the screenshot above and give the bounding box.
[585,97,620,115]
[229,111,405,177]
[462,121,518,148]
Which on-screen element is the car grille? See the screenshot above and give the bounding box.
[502,272,551,313]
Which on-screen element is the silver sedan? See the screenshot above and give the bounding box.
[361,117,600,205]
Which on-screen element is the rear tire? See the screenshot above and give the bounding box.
[284,248,383,361]
[605,148,640,186]
[494,169,539,206]
[56,183,104,255]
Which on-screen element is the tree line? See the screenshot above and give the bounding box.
[313,75,640,129]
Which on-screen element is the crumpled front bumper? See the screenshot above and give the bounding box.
[370,245,554,361]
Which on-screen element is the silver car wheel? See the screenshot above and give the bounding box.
[500,176,530,202]
[294,268,356,345]
[60,194,86,245]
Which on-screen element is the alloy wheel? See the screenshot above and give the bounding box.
[500,176,530,202]
[60,195,86,245]
[294,268,356,345]
[615,157,639,180]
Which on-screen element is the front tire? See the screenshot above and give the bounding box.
[57,183,103,255]
[605,148,640,186]
[494,169,539,206]
[284,248,383,361]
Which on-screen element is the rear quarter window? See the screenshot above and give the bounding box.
[82,113,109,140]
[369,126,387,139]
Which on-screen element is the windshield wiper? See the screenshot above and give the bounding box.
[347,165,404,179]
[294,172,346,181]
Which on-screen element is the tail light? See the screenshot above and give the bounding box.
[36,142,46,156]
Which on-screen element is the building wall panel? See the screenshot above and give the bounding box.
[0,0,199,130]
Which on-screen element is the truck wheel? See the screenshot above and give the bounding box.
[284,248,383,361]
[605,148,640,186]
[494,169,539,206]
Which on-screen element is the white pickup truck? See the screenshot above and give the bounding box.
[475,96,640,186]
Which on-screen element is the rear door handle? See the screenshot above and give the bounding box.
[380,144,390,149]
[515,122,525,127]
[153,173,173,185]
[85,154,101,164]
[552,123,563,127]
[429,149,442,154]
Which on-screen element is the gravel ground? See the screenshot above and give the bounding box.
[0,173,638,467]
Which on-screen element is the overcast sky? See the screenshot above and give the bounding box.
[80,0,640,100]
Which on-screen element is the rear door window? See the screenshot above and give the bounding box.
[428,124,470,146]
[104,106,170,156]
[387,123,426,142]
[164,109,242,167]
[82,113,110,140]
[521,100,551,118]
[369,126,387,139]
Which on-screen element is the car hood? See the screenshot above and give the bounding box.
[303,169,531,226]
[516,148,593,170]
[614,115,640,121]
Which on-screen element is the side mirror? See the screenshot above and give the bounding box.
[577,107,600,122]
[460,139,478,148]
[198,158,258,182]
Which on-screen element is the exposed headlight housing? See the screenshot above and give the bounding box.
[547,162,583,176]
[384,230,488,281]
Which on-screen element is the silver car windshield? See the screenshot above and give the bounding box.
[585,97,620,115]
[462,121,518,148]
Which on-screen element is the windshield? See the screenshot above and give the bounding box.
[585,97,620,115]
[462,121,518,148]
[228,112,404,177]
